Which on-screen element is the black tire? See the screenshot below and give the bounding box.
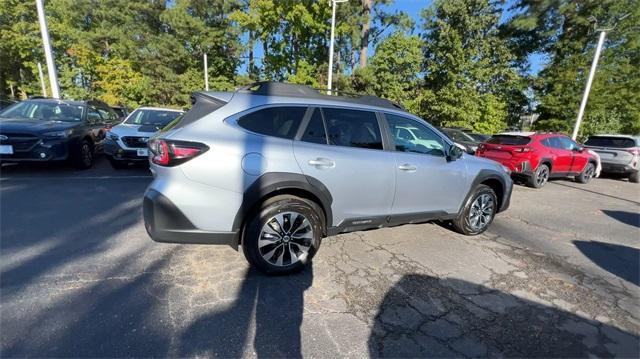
[575,162,596,184]
[629,171,639,183]
[527,163,550,188]
[451,184,497,235]
[108,157,128,169]
[72,139,94,169]
[242,195,324,275]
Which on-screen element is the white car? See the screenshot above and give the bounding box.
[104,107,183,168]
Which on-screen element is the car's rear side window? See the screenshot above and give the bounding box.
[584,136,636,148]
[487,135,531,145]
[322,108,383,150]
[238,106,306,139]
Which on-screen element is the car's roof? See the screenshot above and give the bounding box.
[588,134,639,138]
[498,131,537,137]
[23,98,87,106]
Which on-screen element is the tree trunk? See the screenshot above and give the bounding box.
[248,30,256,80]
[359,0,371,69]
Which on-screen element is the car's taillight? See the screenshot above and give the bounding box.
[148,139,208,167]
[477,144,486,151]
[626,147,640,156]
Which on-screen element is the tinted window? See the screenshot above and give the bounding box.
[322,108,383,150]
[557,136,579,151]
[301,109,327,144]
[87,107,102,123]
[238,106,306,139]
[125,109,183,126]
[442,129,475,142]
[386,114,445,156]
[585,136,636,148]
[487,135,531,145]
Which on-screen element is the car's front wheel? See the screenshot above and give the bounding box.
[451,184,497,235]
[575,162,595,184]
[242,195,324,275]
[72,139,93,169]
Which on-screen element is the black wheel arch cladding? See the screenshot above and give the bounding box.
[232,172,333,236]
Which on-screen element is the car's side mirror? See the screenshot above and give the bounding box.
[447,144,464,161]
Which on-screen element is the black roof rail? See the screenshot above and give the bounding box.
[237,81,405,111]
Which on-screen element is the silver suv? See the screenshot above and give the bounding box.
[143,82,513,274]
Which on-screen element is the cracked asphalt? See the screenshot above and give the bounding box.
[1,158,639,358]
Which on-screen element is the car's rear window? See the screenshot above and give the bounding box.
[584,136,636,148]
[487,135,531,145]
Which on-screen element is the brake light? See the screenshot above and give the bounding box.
[149,139,208,167]
[627,148,640,156]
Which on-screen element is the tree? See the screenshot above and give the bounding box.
[506,0,640,137]
[418,0,524,133]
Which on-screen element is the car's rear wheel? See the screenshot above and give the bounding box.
[527,163,549,188]
[242,195,323,275]
[629,171,639,183]
[451,184,497,235]
[72,140,93,169]
[575,162,595,184]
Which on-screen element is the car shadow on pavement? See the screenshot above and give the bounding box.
[573,240,639,286]
[601,209,640,228]
[549,181,640,205]
[177,266,313,357]
[369,274,639,358]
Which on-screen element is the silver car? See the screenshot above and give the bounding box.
[104,107,183,169]
[584,134,639,183]
[143,82,513,274]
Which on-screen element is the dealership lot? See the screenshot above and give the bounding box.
[1,159,638,357]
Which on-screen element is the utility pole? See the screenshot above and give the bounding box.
[327,0,348,93]
[572,13,630,140]
[35,0,60,99]
[37,62,47,97]
[203,53,209,91]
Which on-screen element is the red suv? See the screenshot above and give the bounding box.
[475,132,598,188]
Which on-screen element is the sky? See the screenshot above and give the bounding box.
[239,0,546,76]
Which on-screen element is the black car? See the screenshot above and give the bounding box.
[438,127,483,154]
[110,105,129,120]
[0,99,15,110]
[0,98,120,169]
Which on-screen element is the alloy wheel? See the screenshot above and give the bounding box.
[468,193,495,231]
[536,166,549,186]
[258,211,313,267]
[82,143,92,166]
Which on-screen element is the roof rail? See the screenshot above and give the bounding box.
[237,81,405,111]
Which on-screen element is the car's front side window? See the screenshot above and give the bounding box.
[385,114,445,156]
[322,108,383,150]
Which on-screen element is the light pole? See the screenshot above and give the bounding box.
[327,0,348,93]
[571,13,630,140]
[37,62,47,97]
[35,0,60,99]
[203,53,209,91]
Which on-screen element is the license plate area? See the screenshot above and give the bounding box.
[137,148,148,157]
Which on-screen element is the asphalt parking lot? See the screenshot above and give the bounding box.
[1,157,638,357]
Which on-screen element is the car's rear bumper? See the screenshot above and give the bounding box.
[143,189,238,248]
[600,162,637,174]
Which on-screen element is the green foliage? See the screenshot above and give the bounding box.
[417,0,524,134]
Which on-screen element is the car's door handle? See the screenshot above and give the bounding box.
[398,163,417,171]
[308,158,335,168]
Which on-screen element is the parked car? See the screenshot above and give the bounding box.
[468,133,491,142]
[475,132,598,188]
[583,134,639,183]
[438,127,483,154]
[104,107,183,169]
[110,105,129,120]
[0,98,119,169]
[143,82,513,274]
[0,99,15,110]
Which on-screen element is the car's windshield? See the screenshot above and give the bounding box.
[584,136,636,148]
[469,133,490,142]
[0,100,84,122]
[124,109,182,126]
[443,129,475,142]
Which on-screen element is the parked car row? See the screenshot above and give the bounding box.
[0,98,182,169]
